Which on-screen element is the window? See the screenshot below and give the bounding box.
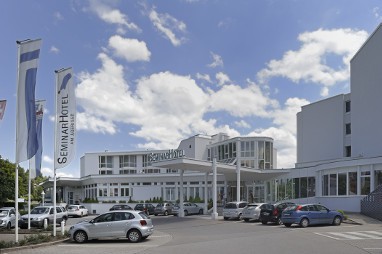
[307,177,315,197]
[330,174,337,195]
[345,123,351,135]
[345,146,351,157]
[300,177,307,198]
[361,171,370,195]
[338,173,347,196]
[119,155,137,168]
[348,172,357,195]
[345,100,351,113]
[99,156,113,168]
[322,175,329,196]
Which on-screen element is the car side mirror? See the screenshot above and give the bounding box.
[89,219,94,224]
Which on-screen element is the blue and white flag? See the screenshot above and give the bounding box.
[16,39,42,163]
[30,100,45,178]
[0,100,6,120]
[55,67,76,169]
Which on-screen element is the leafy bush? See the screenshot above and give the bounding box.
[337,210,348,220]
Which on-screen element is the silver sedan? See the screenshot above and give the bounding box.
[241,203,267,222]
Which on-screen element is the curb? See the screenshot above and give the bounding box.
[0,237,70,254]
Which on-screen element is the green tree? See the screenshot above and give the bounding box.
[0,156,46,205]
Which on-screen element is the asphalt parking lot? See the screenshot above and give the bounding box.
[1,213,382,254]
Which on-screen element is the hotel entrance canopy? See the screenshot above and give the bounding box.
[152,157,289,181]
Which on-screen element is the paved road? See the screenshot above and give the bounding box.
[2,214,382,254]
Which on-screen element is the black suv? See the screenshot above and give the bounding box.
[259,201,295,225]
[134,203,155,215]
[109,204,133,211]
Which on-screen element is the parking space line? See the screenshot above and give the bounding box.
[315,231,382,241]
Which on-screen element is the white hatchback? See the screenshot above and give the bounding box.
[67,205,89,217]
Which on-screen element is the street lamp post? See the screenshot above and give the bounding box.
[41,190,45,206]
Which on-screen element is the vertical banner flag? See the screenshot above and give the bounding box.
[55,67,76,169]
[16,39,42,163]
[30,100,45,179]
[0,100,6,120]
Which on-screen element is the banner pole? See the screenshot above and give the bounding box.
[28,160,31,229]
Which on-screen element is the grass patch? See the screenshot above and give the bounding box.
[0,231,69,249]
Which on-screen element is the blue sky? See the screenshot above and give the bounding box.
[0,0,381,178]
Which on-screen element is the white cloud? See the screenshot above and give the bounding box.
[108,35,151,62]
[75,50,306,168]
[235,120,250,128]
[208,80,279,118]
[43,155,54,164]
[53,11,63,21]
[41,167,73,178]
[50,46,60,54]
[373,7,382,20]
[196,73,212,83]
[208,52,223,68]
[148,7,187,46]
[215,72,231,86]
[88,1,141,33]
[258,28,368,96]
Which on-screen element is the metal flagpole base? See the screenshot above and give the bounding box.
[211,212,219,220]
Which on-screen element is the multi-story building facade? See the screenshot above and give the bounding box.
[267,23,382,212]
[44,133,278,208]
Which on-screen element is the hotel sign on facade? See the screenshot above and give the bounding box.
[148,149,185,162]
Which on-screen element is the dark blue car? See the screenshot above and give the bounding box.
[281,204,343,228]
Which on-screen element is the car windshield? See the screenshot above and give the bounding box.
[156,204,164,207]
[0,210,9,216]
[31,207,49,214]
[246,204,258,208]
[224,203,237,209]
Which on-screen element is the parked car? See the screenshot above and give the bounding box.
[109,204,133,211]
[259,201,295,225]
[173,202,204,216]
[154,203,174,216]
[19,206,68,229]
[67,205,89,217]
[0,207,20,229]
[223,201,248,220]
[281,204,343,228]
[134,203,155,215]
[242,203,271,222]
[69,210,154,243]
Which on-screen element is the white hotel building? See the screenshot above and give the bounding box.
[44,24,382,213]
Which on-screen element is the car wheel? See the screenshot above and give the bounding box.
[244,218,249,222]
[74,230,88,243]
[127,229,142,243]
[199,209,203,215]
[154,214,158,216]
[276,218,283,225]
[261,220,267,225]
[184,210,188,216]
[20,224,28,229]
[284,223,292,227]
[333,216,342,226]
[164,211,168,216]
[224,217,228,220]
[300,218,309,228]
[6,222,11,230]
[238,214,243,220]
